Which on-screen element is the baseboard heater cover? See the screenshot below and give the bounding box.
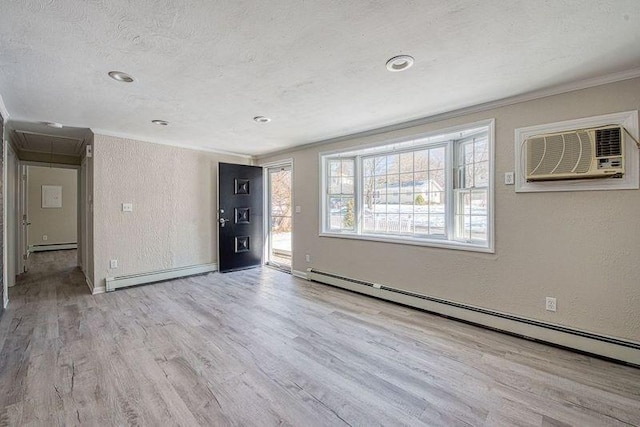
[306,268,640,366]
[30,243,78,252]
[106,263,218,292]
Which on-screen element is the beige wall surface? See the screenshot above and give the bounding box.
[92,134,249,289]
[259,77,640,343]
[28,166,77,246]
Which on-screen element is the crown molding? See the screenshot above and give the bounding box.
[90,128,253,159]
[255,67,640,160]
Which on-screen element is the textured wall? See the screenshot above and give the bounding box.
[0,110,4,309]
[260,77,640,343]
[93,134,249,288]
[27,166,77,246]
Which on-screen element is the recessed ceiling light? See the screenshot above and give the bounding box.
[108,71,135,83]
[253,116,271,123]
[42,121,63,128]
[386,55,415,72]
[152,120,169,126]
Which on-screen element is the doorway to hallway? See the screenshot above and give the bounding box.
[266,163,292,271]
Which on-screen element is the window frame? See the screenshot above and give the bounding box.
[319,119,495,253]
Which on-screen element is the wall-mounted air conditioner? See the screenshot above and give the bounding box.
[525,125,624,181]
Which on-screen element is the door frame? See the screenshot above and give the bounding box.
[262,159,294,272]
[19,161,81,270]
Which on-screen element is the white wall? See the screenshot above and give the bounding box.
[27,166,77,246]
[92,134,250,290]
[259,77,640,344]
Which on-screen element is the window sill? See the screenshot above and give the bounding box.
[318,232,494,254]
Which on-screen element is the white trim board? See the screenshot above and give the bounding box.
[30,243,78,252]
[515,110,639,192]
[106,263,218,292]
[307,268,640,366]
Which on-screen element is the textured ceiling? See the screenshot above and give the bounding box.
[1,0,639,156]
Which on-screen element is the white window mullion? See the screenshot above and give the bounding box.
[445,140,455,242]
[355,155,363,236]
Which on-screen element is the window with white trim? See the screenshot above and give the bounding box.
[320,120,494,252]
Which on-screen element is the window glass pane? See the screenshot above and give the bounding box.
[329,177,341,194]
[400,152,413,173]
[329,160,341,176]
[474,161,489,188]
[374,156,387,175]
[475,138,488,162]
[341,177,354,194]
[387,174,399,192]
[414,171,427,185]
[400,192,414,205]
[471,216,487,241]
[363,158,374,176]
[471,190,487,215]
[429,214,446,236]
[428,192,446,212]
[375,176,387,193]
[414,150,429,171]
[414,214,429,234]
[374,213,387,232]
[430,169,446,190]
[341,197,356,230]
[341,160,354,177]
[463,143,474,165]
[387,154,400,174]
[400,173,413,193]
[429,147,445,170]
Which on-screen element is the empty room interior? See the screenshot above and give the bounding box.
[1,1,640,425]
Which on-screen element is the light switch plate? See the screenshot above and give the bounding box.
[122,203,133,212]
[295,206,301,213]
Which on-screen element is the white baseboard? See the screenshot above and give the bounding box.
[292,269,309,280]
[92,285,106,295]
[307,268,640,366]
[30,243,78,252]
[105,263,218,292]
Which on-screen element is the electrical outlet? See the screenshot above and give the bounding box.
[42,235,48,241]
[545,297,557,312]
[110,259,118,269]
[122,203,133,212]
[305,254,311,263]
[504,172,515,185]
[295,206,301,213]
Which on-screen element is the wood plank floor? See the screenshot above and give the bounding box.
[1,250,639,426]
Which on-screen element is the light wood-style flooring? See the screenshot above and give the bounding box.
[1,250,639,426]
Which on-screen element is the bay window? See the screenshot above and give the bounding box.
[320,120,494,252]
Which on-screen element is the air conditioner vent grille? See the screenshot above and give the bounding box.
[596,128,622,157]
[525,125,624,182]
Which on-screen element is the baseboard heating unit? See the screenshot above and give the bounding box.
[306,268,640,366]
[30,243,78,252]
[106,263,218,292]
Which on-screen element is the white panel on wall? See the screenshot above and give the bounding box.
[42,185,63,208]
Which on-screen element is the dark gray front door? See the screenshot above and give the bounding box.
[218,163,263,272]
